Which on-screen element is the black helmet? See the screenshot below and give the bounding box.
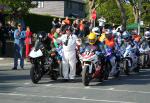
[37,31,47,42]
[65,26,73,32]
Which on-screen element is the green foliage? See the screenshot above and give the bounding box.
[23,14,74,33]
[123,3,134,24]
[0,0,35,14]
[86,0,150,26]
[95,0,122,25]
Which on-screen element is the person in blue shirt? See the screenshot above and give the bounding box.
[12,24,26,70]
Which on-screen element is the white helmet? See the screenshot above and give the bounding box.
[92,27,100,35]
[144,31,150,39]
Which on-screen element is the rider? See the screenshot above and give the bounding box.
[80,32,106,79]
[140,28,150,47]
[131,31,141,47]
[138,28,150,67]
[104,29,116,49]
[36,31,52,51]
[103,29,120,77]
[92,27,101,38]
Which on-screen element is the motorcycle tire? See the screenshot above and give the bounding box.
[140,55,145,69]
[82,65,90,86]
[30,64,42,84]
[123,60,129,75]
[104,62,111,80]
[144,54,149,68]
[50,70,59,80]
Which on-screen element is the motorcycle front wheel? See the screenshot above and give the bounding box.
[123,60,129,75]
[30,64,42,84]
[82,65,91,86]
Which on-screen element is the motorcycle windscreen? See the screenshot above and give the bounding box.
[29,48,43,58]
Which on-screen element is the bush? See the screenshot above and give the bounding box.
[23,14,54,33]
[23,13,75,33]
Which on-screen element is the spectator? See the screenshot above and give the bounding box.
[63,16,70,25]
[12,24,26,70]
[79,20,85,37]
[52,18,57,28]
[72,19,79,36]
[57,18,62,28]
[0,22,6,56]
[98,16,106,33]
[25,26,33,61]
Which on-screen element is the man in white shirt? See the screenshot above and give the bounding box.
[98,16,106,33]
[57,27,78,81]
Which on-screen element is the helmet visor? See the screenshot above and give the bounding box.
[89,39,96,44]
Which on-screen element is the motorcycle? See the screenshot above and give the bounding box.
[29,40,60,84]
[79,47,107,86]
[105,47,120,78]
[120,44,139,75]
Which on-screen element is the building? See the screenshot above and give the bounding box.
[30,0,85,18]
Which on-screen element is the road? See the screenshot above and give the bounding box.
[0,58,150,103]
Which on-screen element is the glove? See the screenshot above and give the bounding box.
[95,51,103,56]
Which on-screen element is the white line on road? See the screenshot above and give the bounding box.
[0,82,150,94]
[44,84,150,94]
[0,58,4,60]
[0,92,136,103]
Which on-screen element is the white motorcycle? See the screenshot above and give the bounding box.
[79,48,108,86]
[120,45,139,75]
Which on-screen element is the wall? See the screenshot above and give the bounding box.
[30,1,65,17]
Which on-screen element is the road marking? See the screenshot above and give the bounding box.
[84,86,90,89]
[45,84,53,87]
[0,82,31,85]
[108,88,115,90]
[0,82,150,94]
[24,82,31,85]
[0,92,136,103]
[0,58,4,60]
[0,63,31,66]
[44,85,150,94]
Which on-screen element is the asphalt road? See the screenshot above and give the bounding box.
[0,58,150,103]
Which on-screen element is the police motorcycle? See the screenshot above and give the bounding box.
[105,47,120,78]
[79,47,108,86]
[29,31,60,84]
[119,32,139,75]
[139,32,150,68]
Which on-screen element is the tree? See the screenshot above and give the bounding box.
[87,0,127,30]
[115,0,127,30]
[0,0,35,15]
[128,0,150,24]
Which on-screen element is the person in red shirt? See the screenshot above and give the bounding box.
[79,20,85,37]
[63,16,70,25]
[25,26,33,60]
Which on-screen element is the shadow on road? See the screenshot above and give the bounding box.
[90,69,150,86]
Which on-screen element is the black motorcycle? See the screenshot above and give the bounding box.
[29,32,60,84]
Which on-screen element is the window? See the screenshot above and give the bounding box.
[37,1,44,8]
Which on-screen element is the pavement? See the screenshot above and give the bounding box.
[0,57,31,69]
[0,57,150,103]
